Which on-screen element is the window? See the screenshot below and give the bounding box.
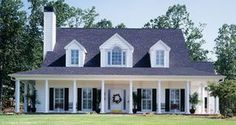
[82,88,92,111]
[170,89,180,111]
[54,88,64,110]
[142,89,152,111]
[156,50,164,66]
[71,50,79,65]
[107,46,126,66]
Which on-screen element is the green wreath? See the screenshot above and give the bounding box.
[112,94,122,104]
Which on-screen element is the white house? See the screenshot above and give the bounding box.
[10,6,224,114]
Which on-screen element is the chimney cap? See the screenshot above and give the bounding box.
[44,6,54,12]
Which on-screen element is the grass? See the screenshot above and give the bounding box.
[0,114,236,125]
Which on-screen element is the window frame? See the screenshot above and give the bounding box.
[156,50,165,67]
[106,47,127,67]
[169,89,181,112]
[70,49,79,65]
[54,88,64,111]
[141,89,152,112]
[82,88,93,111]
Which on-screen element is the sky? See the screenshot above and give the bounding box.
[24,0,236,61]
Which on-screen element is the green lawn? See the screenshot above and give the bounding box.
[0,114,236,125]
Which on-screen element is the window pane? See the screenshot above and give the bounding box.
[142,100,146,110]
[156,50,164,66]
[112,47,122,65]
[147,100,151,110]
[71,50,79,64]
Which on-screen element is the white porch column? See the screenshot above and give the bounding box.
[100,80,105,113]
[207,90,210,114]
[45,80,49,113]
[185,81,190,114]
[157,81,161,114]
[215,97,219,114]
[201,83,205,114]
[24,83,28,113]
[15,79,20,113]
[72,80,77,113]
[129,80,133,114]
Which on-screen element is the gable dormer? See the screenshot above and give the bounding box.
[64,39,87,67]
[149,40,171,68]
[99,33,134,67]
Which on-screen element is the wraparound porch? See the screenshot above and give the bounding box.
[13,75,220,114]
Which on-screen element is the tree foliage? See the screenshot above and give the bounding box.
[94,19,113,28]
[0,0,28,111]
[208,80,236,117]
[144,4,208,61]
[214,24,236,80]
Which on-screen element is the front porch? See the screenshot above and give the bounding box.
[14,77,220,114]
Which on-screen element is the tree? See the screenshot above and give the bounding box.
[208,80,236,117]
[0,0,27,111]
[144,4,208,61]
[82,6,99,28]
[214,24,236,80]
[115,23,126,28]
[94,19,113,28]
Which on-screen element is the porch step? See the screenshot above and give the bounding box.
[111,110,122,114]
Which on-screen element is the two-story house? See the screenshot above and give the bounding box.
[10,7,224,114]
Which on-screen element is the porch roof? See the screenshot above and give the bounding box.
[11,66,219,76]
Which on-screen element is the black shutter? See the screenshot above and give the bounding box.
[92,88,97,111]
[180,89,185,112]
[108,89,111,110]
[137,89,142,111]
[64,88,69,111]
[123,90,126,110]
[165,89,170,112]
[152,89,157,111]
[77,88,82,111]
[49,88,54,110]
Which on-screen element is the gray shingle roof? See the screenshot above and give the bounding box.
[14,28,218,76]
[16,67,216,76]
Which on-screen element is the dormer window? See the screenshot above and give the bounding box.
[156,50,164,66]
[149,40,171,68]
[107,46,126,66]
[64,39,87,67]
[99,33,134,67]
[71,50,79,65]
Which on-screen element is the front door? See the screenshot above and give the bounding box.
[110,89,123,112]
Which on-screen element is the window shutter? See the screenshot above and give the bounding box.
[137,89,142,111]
[108,52,111,65]
[49,88,54,110]
[77,88,82,111]
[165,89,170,112]
[123,89,126,110]
[180,89,185,112]
[64,88,69,111]
[152,89,157,111]
[123,51,126,65]
[108,89,111,110]
[92,88,97,111]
